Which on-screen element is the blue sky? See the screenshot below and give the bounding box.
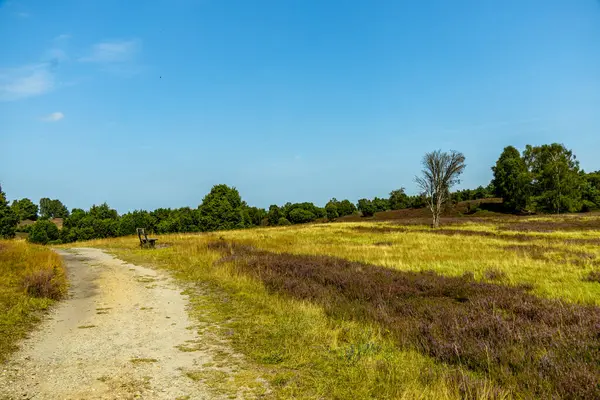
[1,0,599,212]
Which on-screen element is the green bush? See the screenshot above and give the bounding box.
[389,189,410,210]
[288,208,316,224]
[15,224,33,233]
[325,203,339,220]
[28,220,59,245]
[29,227,48,245]
[337,200,357,216]
[277,217,291,226]
[357,199,376,217]
[581,200,597,213]
[267,205,281,226]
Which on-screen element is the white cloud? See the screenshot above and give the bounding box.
[41,112,64,122]
[79,39,140,63]
[0,63,55,101]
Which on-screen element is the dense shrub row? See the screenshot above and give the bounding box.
[2,142,600,243]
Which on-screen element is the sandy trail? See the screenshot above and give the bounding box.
[0,248,216,399]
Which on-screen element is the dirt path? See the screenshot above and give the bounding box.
[0,248,221,399]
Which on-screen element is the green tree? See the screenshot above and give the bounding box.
[581,171,600,211]
[39,198,69,219]
[119,210,156,236]
[89,203,119,220]
[28,220,60,244]
[63,208,87,229]
[337,200,357,216]
[151,208,173,226]
[357,199,376,217]
[523,143,582,213]
[288,208,316,224]
[407,194,427,209]
[198,184,246,231]
[244,206,267,226]
[372,197,390,212]
[267,205,281,226]
[389,188,410,210]
[11,198,39,221]
[415,150,466,228]
[491,146,531,212]
[61,204,119,241]
[325,201,339,220]
[0,185,18,239]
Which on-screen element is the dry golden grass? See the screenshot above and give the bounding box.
[65,215,600,399]
[0,240,67,362]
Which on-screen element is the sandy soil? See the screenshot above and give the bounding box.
[0,248,223,399]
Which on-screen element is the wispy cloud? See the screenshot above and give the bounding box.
[0,63,55,101]
[79,39,140,63]
[41,112,64,122]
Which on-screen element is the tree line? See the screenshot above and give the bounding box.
[492,144,600,214]
[0,142,599,243]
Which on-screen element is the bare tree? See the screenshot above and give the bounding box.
[415,150,466,228]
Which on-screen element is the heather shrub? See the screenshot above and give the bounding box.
[484,268,507,281]
[22,267,65,299]
[584,271,600,283]
[277,217,291,226]
[209,241,600,399]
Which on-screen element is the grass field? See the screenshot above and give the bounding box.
[0,240,67,362]
[70,214,600,399]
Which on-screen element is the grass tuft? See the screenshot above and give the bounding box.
[22,267,65,300]
[0,240,67,362]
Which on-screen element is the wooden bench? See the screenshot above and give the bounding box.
[137,228,157,248]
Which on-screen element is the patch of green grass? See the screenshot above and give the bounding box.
[78,324,96,329]
[175,343,201,352]
[0,240,67,363]
[185,370,239,397]
[130,357,158,364]
[136,276,156,283]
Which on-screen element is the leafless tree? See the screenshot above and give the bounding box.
[415,150,466,228]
